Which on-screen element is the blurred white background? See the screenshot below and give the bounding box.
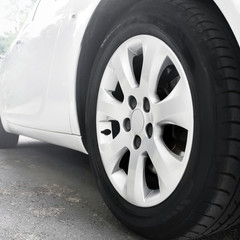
[0,0,37,55]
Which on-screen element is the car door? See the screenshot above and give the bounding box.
[48,0,101,135]
[2,0,72,133]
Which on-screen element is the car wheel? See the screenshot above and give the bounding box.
[0,118,19,149]
[85,0,240,239]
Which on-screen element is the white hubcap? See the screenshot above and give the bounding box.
[96,35,194,207]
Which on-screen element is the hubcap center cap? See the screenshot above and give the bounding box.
[131,109,145,135]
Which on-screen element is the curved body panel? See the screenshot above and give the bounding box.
[0,0,100,153]
[214,0,240,46]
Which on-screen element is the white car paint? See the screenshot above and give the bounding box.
[0,0,239,153]
[214,0,240,46]
[2,0,72,133]
[0,0,100,153]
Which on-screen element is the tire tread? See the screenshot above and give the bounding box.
[170,0,240,239]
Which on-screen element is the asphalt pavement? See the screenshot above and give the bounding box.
[0,137,239,240]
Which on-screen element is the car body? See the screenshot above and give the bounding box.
[0,0,240,239]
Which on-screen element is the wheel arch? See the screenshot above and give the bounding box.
[76,0,139,150]
[76,0,240,151]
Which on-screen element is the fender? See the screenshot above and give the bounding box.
[214,0,240,46]
[76,0,139,150]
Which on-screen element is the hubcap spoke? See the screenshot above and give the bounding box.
[140,38,169,97]
[126,151,146,205]
[148,138,183,192]
[98,87,127,121]
[99,131,131,174]
[111,45,138,94]
[99,130,131,155]
[152,77,193,130]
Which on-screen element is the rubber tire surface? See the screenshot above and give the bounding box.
[85,0,240,239]
[0,119,19,149]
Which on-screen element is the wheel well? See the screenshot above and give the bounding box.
[76,0,239,151]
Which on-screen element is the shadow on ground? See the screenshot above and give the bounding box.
[0,137,239,240]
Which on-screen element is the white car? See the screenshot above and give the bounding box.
[0,0,240,239]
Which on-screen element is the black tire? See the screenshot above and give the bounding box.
[0,118,19,149]
[85,0,240,239]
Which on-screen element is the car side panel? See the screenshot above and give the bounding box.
[0,0,100,152]
[50,0,100,135]
[0,0,72,133]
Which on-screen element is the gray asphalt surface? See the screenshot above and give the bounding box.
[0,137,239,240]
